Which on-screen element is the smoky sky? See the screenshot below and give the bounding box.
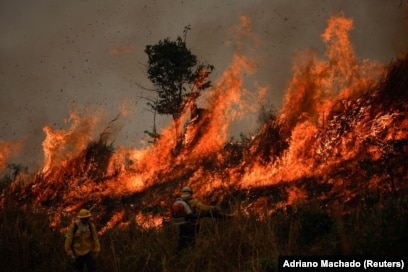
[1,0,407,170]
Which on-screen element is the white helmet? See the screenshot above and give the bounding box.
[181,186,193,197]
[182,186,192,193]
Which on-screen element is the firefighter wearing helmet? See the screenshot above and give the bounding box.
[171,186,219,252]
[64,209,100,272]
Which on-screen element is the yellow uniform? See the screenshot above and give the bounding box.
[176,194,218,252]
[65,222,100,257]
[186,198,217,215]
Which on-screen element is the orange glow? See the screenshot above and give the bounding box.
[281,15,382,132]
[135,212,163,230]
[42,111,99,173]
[99,211,125,234]
[286,186,307,206]
[2,14,407,231]
[0,140,21,171]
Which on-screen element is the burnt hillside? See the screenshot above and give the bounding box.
[2,54,407,233]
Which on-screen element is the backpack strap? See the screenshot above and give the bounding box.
[175,198,193,215]
[70,223,77,256]
[87,222,93,235]
[171,198,194,225]
[72,222,92,234]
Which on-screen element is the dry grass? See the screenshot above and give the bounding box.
[1,195,407,272]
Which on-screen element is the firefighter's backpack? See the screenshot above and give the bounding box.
[171,198,192,224]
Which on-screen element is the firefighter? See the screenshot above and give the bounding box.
[65,209,100,272]
[173,186,219,252]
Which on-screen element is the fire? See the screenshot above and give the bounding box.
[42,111,100,173]
[185,54,256,156]
[225,15,386,191]
[281,15,383,133]
[2,14,407,233]
[99,211,125,234]
[135,212,163,230]
[0,140,21,171]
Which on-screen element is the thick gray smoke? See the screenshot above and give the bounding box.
[1,0,407,171]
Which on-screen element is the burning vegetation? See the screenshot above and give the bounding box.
[1,15,407,259]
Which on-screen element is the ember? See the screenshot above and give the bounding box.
[1,15,407,235]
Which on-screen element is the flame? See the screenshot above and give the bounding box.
[0,140,21,171]
[2,14,407,232]
[280,14,383,132]
[222,15,386,189]
[187,54,256,155]
[135,212,163,230]
[42,111,100,173]
[99,211,125,234]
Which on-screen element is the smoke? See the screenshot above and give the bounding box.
[1,0,407,171]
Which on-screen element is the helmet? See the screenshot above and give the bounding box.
[182,186,193,194]
[181,186,193,198]
[77,209,91,218]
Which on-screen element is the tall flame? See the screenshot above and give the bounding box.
[281,15,383,132]
[2,14,407,233]
[42,111,100,173]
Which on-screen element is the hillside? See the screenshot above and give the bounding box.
[1,13,407,272]
[2,53,407,233]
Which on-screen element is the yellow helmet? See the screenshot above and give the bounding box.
[77,209,91,218]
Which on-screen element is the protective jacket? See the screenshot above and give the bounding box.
[185,197,216,213]
[183,197,217,223]
[65,222,100,257]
